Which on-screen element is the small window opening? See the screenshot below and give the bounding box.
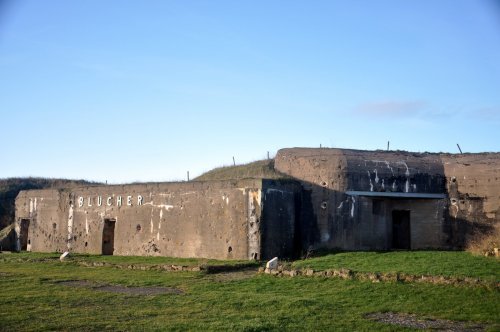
[136,224,142,232]
[228,246,232,253]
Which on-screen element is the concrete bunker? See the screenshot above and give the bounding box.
[275,148,499,252]
[12,147,500,259]
[15,179,301,260]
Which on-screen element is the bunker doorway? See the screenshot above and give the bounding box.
[392,210,410,249]
[19,219,31,250]
[102,219,116,255]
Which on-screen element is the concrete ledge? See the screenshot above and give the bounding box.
[345,191,446,199]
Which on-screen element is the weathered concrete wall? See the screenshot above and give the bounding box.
[275,148,446,193]
[388,199,447,249]
[441,153,500,247]
[15,189,68,253]
[344,150,445,194]
[16,180,258,259]
[273,148,346,251]
[15,147,499,258]
[442,153,500,221]
[339,196,446,250]
[274,148,476,251]
[75,181,255,259]
[15,179,302,260]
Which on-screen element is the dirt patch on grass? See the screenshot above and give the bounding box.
[95,285,183,295]
[210,267,258,282]
[365,312,486,331]
[56,280,183,295]
[57,280,94,287]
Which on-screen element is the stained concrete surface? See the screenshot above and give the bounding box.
[15,179,299,260]
[14,147,500,259]
[275,148,499,251]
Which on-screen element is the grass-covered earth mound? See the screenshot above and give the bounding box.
[195,159,288,181]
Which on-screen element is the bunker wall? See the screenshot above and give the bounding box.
[15,180,267,260]
[442,153,500,222]
[441,153,500,247]
[275,148,452,251]
[15,189,68,253]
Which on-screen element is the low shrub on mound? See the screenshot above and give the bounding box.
[467,223,500,257]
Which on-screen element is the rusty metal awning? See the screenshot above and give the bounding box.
[345,191,446,199]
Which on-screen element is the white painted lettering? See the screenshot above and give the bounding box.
[75,194,147,208]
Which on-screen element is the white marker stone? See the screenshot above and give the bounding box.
[60,251,70,261]
[266,257,278,270]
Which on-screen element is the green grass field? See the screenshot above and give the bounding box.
[1,251,498,331]
[292,251,500,281]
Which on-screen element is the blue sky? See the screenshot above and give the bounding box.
[1,0,499,183]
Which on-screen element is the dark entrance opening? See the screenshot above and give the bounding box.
[102,219,116,255]
[392,210,411,249]
[19,219,31,250]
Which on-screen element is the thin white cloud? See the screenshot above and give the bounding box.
[355,100,427,116]
[474,106,500,122]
